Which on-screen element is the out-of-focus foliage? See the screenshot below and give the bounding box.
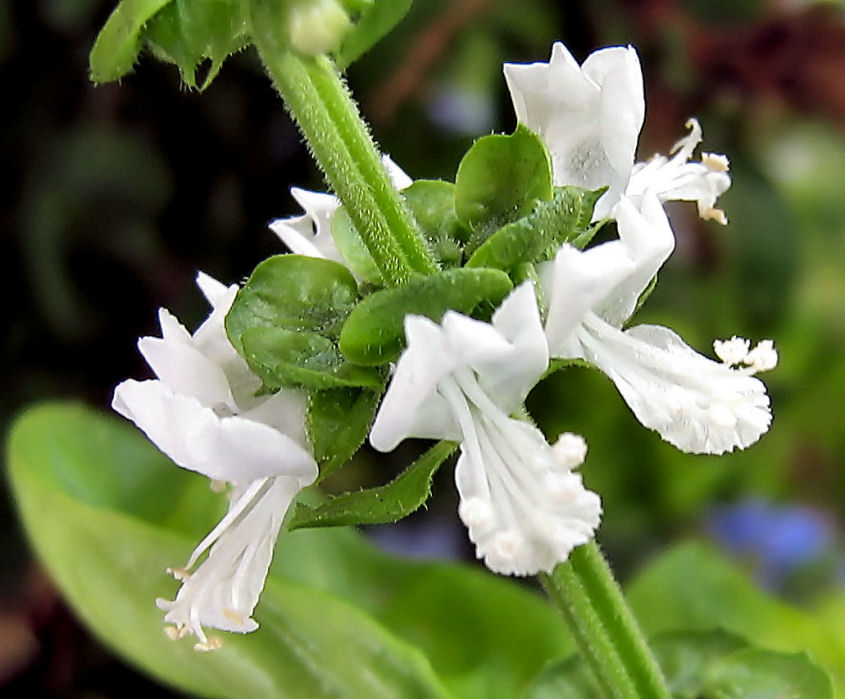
[3,0,845,692]
[9,402,573,698]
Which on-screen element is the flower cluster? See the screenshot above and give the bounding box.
[113,41,776,647]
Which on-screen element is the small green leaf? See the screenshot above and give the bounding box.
[290,441,457,529]
[144,0,250,90]
[89,0,174,83]
[336,0,412,69]
[403,180,468,268]
[702,648,833,698]
[307,386,382,479]
[226,254,359,354]
[331,207,384,284]
[241,326,383,389]
[339,268,513,365]
[467,186,604,275]
[454,124,553,250]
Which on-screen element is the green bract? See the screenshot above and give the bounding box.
[402,180,467,268]
[331,207,384,284]
[339,268,513,365]
[144,0,250,90]
[467,186,604,276]
[307,387,382,479]
[454,124,553,251]
[290,441,457,529]
[89,0,413,87]
[227,254,383,389]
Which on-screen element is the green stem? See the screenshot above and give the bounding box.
[253,30,437,285]
[540,541,670,698]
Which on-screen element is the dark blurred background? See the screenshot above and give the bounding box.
[2,0,844,694]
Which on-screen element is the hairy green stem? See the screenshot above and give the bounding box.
[253,37,437,285]
[540,541,670,698]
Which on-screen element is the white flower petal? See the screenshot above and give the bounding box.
[444,374,600,575]
[381,154,413,190]
[138,335,236,411]
[542,242,636,356]
[269,188,344,263]
[504,42,644,217]
[369,284,548,451]
[112,380,318,481]
[575,315,773,454]
[593,193,675,327]
[158,475,306,648]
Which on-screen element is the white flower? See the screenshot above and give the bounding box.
[504,42,731,221]
[541,193,777,455]
[370,283,601,576]
[112,272,318,648]
[269,155,412,263]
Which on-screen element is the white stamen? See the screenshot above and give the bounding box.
[714,336,751,365]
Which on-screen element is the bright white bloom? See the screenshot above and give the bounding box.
[269,154,412,262]
[504,42,731,221]
[541,193,777,455]
[112,273,317,649]
[370,283,601,576]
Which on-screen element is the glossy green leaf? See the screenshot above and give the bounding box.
[290,440,457,529]
[524,627,832,699]
[307,386,382,479]
[144,0,250,90]
[339,267,513,365]
[331,206,383,284]
[651,630,747,698]
[89,0,174,83]
[226,254,359,353]
[403,180,468,268]
[454,124,553,250]
[701,648,833,698]
[7,403,449,698]
[627,542,845,694]
[336,0,413,69]
[467,186,604,275]
[9,402,574,698]
[241,325,383,388]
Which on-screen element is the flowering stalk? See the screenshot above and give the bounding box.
[254,42,437,285]
[540,542,671,699]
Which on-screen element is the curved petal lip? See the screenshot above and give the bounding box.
[113,379,318,483]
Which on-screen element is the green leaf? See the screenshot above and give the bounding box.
[651,630,747,698]
[331,206,384,284]
[290,440,457,529]
[403,180,468,268]
[525,628,832,699]
[307,386,382,479]
[339,267,513,365]
[241,326,384,388]
[336,0,412,69]
[701,648,833,698]
[144,0,250,90]
[10,402,574,697]
[89,0,174,83]
[454,124,553,250]
[226,254,359,354]
[8,403,449,698]
[627,542,845,695]
[466,186,604,275]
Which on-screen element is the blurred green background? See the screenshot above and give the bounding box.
[2,0,844,693]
